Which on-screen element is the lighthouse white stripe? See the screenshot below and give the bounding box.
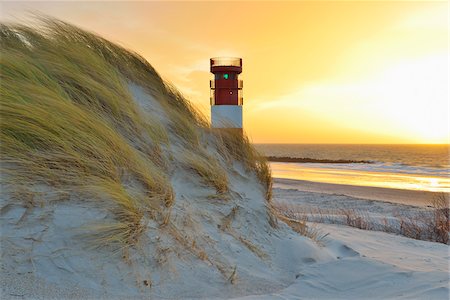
[211,105,243,128]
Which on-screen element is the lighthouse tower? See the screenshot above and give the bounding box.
[210,57,243,132]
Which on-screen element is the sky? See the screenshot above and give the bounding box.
[1,1,448,144]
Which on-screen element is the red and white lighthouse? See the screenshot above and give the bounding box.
[210,57,243,131]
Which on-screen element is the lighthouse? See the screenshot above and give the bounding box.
[210,57,243,132]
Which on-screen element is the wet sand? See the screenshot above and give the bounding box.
[274,178,447,207]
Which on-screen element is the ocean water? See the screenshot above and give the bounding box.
[255,144,450,193]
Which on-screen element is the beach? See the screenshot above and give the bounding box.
[265,176,448,300]
[3,178,448,300]
[274,178,444,207]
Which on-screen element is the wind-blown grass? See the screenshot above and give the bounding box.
[1,17,275,250]
[213,129,276,226]
[182,152,228,194]
[1,19,175,249]
[213,129,272,199]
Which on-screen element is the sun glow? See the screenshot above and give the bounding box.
[249,52,449,144]
[428,178,440,188]
[1,1,448,144]
[371,54,449,143]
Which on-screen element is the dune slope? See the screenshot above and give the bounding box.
[0,18,325,298]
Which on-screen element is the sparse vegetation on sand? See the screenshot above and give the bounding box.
[275,193,449,244]
[0,17,273,253]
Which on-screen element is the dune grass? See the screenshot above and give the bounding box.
[1,17,275,251]
[213,129,272,199]
[275,195,449,245]
[1,19,174,249]
[213,129,276,226]
[181,152,228,194]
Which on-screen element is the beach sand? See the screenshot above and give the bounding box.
[274,178,446,207]
[2,179,448,299]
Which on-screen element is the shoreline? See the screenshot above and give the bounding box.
[266,156,373,164]
[273,177,447,207]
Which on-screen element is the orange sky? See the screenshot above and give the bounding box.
[2,1,448,144]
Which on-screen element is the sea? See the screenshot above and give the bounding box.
[254,144,450,193]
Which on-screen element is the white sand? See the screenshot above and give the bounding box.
[236,223,449,299]
[274,178,443,207]
[1,84,448,299]
[272,186,430,217]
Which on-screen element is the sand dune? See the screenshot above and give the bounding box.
[1,18,448,300]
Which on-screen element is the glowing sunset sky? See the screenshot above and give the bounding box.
[1,1,448,144]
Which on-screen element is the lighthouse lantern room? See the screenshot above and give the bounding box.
[210,57,243,131]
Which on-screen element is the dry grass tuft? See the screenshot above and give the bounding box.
[213,129,272,198]
[236,235,269,260]
[276,213,327,243]
[181,152,229,194]
[396,193,449,244]
[339,209,373,230]
[429,193,449,244]
[212,129,276,226]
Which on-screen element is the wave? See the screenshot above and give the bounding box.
[270,160,450,177]
[342,162,450,177]
[266,156,374,164]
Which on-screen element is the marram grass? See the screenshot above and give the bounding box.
[0,17,274,251]
[182,151,229,194]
